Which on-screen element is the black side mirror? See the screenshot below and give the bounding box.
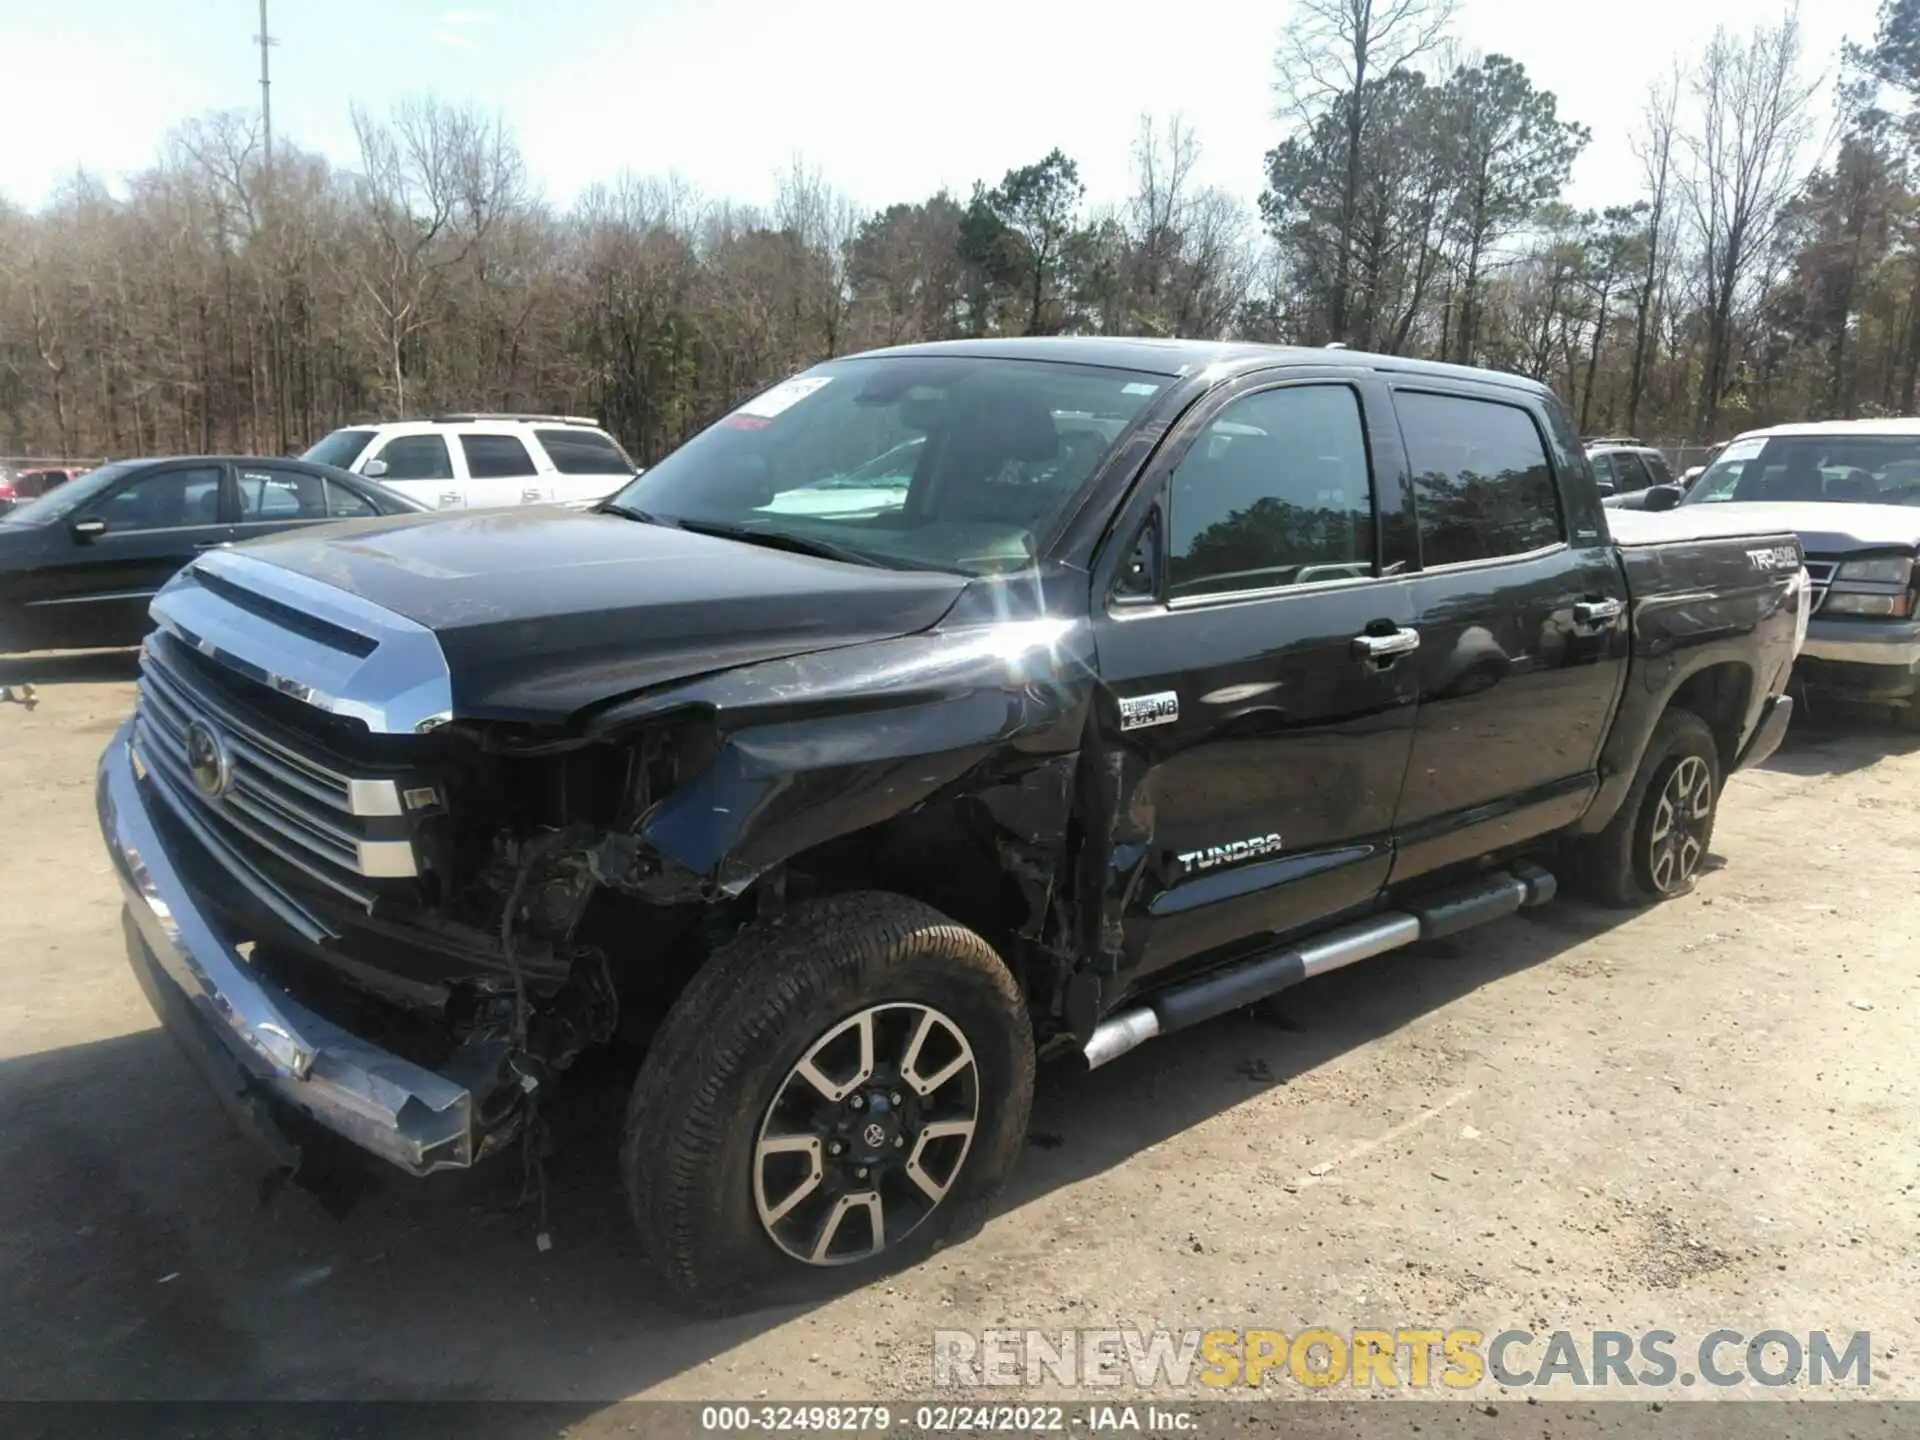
[1643,485,1683,512]
[70,517,107,542]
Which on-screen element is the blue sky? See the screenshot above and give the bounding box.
[0,0,1883,218]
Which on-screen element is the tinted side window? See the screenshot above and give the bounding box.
[1398,392,1564,566]
[1590,453,1617,489]
[375,435,454,480]
[236,466,328,520]
[1613,452,1652,491]
[1642,452,1674,485]
[91,467,224,533]
[326,480,380,518]
[535,427,634,475]
[1167,384,1374,599]
[460,434,536,478]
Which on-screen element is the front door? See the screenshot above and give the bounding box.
[1090,373,1422,989]
[20,462,230,648]
[1386,385,1629,881]
[457,432,552,508]
[366,432,463,512]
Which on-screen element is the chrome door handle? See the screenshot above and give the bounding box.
[1352,627,1421,661]
[193,540,231,550]
[521,486,544,503]
[1574,597,1624,624]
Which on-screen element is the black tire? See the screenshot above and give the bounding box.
[1573,708,1722,907]
[621,891,1034,1314]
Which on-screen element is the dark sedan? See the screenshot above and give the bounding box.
[0,456,422,653]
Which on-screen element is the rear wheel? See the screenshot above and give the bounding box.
[621,892,1033,1313]
[1574,709,1721,907]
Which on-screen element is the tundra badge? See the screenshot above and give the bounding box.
[1118,691,1180,731]
[1179,833,1285,872]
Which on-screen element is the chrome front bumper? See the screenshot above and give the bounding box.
[98,720,476,1176]
[1800,617,1920,668]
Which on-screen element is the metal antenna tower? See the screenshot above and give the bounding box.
[254,0,278,171]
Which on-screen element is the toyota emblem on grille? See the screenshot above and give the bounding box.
[183,718,233,799]
[863,1122,887,1148]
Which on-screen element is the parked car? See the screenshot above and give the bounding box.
[0,455,421,653]
[1666,418,1920,721]
[300,413,638,511]
[100,338,1804,1312]
[18,465,89,496]
[0,465,85,518]
[1585,437,1678,498]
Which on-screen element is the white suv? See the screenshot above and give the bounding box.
[300,414,639,511]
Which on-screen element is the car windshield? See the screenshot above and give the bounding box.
[0,462,140,524]
[606,357,1163,574]
[1683,434,1920,506]
[300,428,376,470]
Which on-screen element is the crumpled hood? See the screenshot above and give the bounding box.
[229,507,969,722]
[1631,501,1920,555]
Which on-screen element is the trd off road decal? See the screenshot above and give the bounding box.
[1746,545,1800,571]
[1118,691,1180,731]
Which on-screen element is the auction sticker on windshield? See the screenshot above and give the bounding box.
[738,375,833,419]
[1717,437,1766,464]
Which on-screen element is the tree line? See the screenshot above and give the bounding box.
[3,0,1918,466]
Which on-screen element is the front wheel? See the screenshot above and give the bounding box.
[621,892,1034,1313]
[1573,709,1721,907]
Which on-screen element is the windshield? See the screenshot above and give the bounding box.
[301,428,377,470]
[0,462,140,524]
[1684,434,1920,507]
[607,357,1164,574]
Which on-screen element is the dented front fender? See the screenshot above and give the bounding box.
[587,615,1099,895]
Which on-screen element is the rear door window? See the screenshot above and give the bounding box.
[1396,391,1565,566]
[236,465,329,521]
[459,434,538,478]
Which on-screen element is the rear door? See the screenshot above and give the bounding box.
[21,462,230,647]
[1388,385,1629,882]
[457,431,551,508]
[230,462,348,545]
[1089,370,1422,987]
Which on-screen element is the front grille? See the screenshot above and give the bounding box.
[131,632,422,939]
[1804,558,1837,614]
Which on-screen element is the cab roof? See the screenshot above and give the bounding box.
[854,336,1554,396]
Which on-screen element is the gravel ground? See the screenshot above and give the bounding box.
[1,651,1914,1424]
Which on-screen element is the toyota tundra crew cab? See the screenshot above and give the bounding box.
[99,339,1805,1312]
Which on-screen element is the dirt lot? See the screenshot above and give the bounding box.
[2,651,1915,1418]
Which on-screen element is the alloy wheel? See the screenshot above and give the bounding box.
[1647,754,1713,893]
[753,1002,980,1266]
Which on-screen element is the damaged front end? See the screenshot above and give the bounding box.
[107,558,1102,1178]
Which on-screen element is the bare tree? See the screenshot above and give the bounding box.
[1683,9,1818,433]
[1273,0,1457,342]
[1625,66,1682,434]
[348,98,523,412]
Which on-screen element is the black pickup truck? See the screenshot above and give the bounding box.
[98,339,1805,1311]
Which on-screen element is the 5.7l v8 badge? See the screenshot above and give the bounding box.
[1118,691,1180,731]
